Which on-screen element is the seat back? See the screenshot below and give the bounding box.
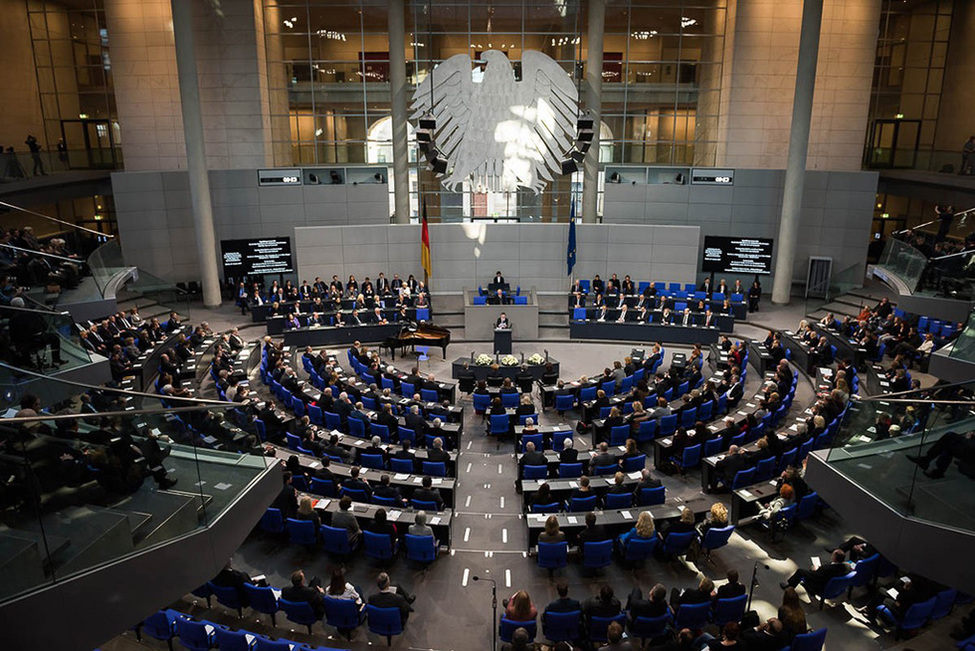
[390,457,414,474]
[609,424,630,446]
[713,594,747,626]
[243,584,279,616]
[213,628,251,651]
[754,457,776,482]
[796,491,820,519]
[284,518,318,546]
[537,541,569,569]
[259,507,284,534]
[532,501,562,514]
[822,571,858,600]
[558,462,583,478]
[279,598,317,627]
[490,414,510,435]
[310,477,336,497]
[554,394,576,412]
[582,540,613,568]
[674,601,710,630]
[421,388,439,402]
[631,613,673,642]
[174,619,213,651]
[523,464,548,480]
[422,461,447,477]
[604,492,632,509]
[680,443,702,469]
[324,411,342,430]
[551,430,573,451]
[363,530,396,559]
[341,486,369,503]
[698,400,713,421]
[501,392,520,409]
[930,588,958,620]
[542,609,582,642]
[680,407,697,427]
[324,596,361,630]
[405,534,437,563]
[580,386,597,402]
[592,464,617,476]
[570,494,598,512]
[624,454,647,472]
[254,636,292,651]
[521,432,544,451]
[411,498,440,512]
[703,437,724,457]
[588,613,626,643]
[359,453,385,470]
[637,419,657,442]
[849,553,880,589]
[400,381,416,397]
[662,531,697,557]
[600,379,616,396]
[622,535,657,562]
[349,418,366,437]
[701,525,735,552]
[638,486,665,505]
[472,393,491,413]
[659,414,678,436]
[370,423,390,442]
[789,627,827,651]
[366,605,404,638]
[731,467,755,490]
[499,616,537,643]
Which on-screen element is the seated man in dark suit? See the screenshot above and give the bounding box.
[375,404,400,437]
[519,441,547,475]
[373,474,407,507]
[488,288,509,305]
[543,580,582,621]
[404,405,427,437]
[342,466,373,500]
[211,559,256,604]
[741,617,789,651]
[780,549,851,595]
[426,437,450,463]
[576,511,609,546]
[626,582,669,625]
[368,572,414,625]
[282,569,325,619]
[271,471,298,519]
[715,569,746,600]
[672,577,714,607]
[412,475,444,510]
[710,445,747,492]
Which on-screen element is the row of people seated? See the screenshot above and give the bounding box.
[570,275,749,299]
[240,272,426,305]
[281,305,429,329]
[0,226,83,290]
[275,466,448,515]
[287,432,454,476]
[502,561,813,650]
[520,440,645,478]
[525,470,662,512]
[574,304,729,326]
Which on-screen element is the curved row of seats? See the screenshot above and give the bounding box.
[258,508,438,564]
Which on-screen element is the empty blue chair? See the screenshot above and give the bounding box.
[259,507,284,535]
[929,588,958,621]
[208,582,245,618]
[411,498,440,512]
[341,486,369,503]
[703,437,723,457]
[254,636,292,651]
[604,492,632,509]
[422,461,447,477]
[600,379,616,396]
[310,477,337,497]
[730,467,755,490]
[558,462,584,478]
[371,423,391,442]
[662,531,697,559]
[398,426,417,446]
[624,454,647,472]
[796,491,820,520]
[473,393,491,414]
[175,618,215,651]
[279,598,318,634]
[372,495,399,507]
[405,534,437,564]
[589,613,626,645]
[366,604,405,645]
[570,494,598,512]
[713,594,747,626]
[555,393,575,415]
[390,457,414,474]
[638,486,665,506]
[324,596,363,639]
[322,525,356,556]
[592,464,617,476]
[673,444,702,474]
[523,464,548,480]
[324,411,342,430]
[659,414,678,437]
[533,501,562,514]
[580,385,597,402]
[421,388,439,402]
[363,530,398,561]
[501,392,520,409]
[212,628,252,651]
[140,609,184,650]
[360,453,385,470]
[701,525,735,560]
[416,308,430,321]
[816,571,857,610]
[191,584,212,608]
[490,414,510,437]
[620,535,657,564]
[631,613,673,645]
[582,540,613,570]
[753,457,776,482]
[572,307,586,321]
[500,616,537,644]
[698,400,713,421]
[537,541,568,570]
[308,404,324,426]
[680,407,697,428]
[285,518,318,547]
[846,553,880,597]
[401,381,416,397]
[609,424,630,446]
[788,627,827,651]
[674,601,710,630]
[243,583,279,626]
[637,419,657,442]
[542,609,582,643]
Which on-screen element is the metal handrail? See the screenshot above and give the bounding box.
[0,200,114,239]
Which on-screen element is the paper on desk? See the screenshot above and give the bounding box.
[394,473,410,481]
[569,481,579,488]
[389,510,402,520]
[567,516,578,524]
[627,471,641,480]
[621,511,632,519]
[431,477,444,484]
[310,461,321,469]
[313,499,331,509]
[663,438,672,445]
[429,516,442,525]
[739,490,752,498]
[746,403,756,408]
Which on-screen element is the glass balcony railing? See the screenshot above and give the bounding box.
[824,380,975,534]
[87,239,130,297]
[875,238,929,291]
[0,304,92,376]
[947,309,975,362]
[0,377,271,605]
[87,241,191,315]
[874,236,975,301]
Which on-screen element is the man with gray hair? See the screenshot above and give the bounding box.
[334,391,353,424]
[368,572,414,623]
[427,436,449,463]
[405,403,426,435]
[408,510,435,539]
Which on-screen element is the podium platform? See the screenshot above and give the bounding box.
[463,288,539,341]
[494,328,512,354]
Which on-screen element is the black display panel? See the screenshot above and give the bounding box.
[702,236,774,275]
[221,238,294,276]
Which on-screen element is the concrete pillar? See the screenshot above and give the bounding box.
[388,0,410,224]
[771,0,824,305]
[171,0,221,307]
[581,0,605,224]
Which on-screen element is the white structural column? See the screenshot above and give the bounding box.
[581,0,605,224]
[170,0,221,307]
[388,0,410,224]
[771,0,824,304]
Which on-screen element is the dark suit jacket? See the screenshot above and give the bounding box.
[282,584,325,618]
[369,590,411,623]
[545,597,582,614]
[802,562,851,595]
[716,582,746,600]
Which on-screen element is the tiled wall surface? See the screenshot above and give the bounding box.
[294,224,701,294]
[603,168,878,285]
[113,169,389,280]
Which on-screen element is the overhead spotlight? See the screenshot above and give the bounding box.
[570,149,585,164]
[560,158,578,175]
[416,129,433,144]
[330,170,344,184]
[577,116,595,131]
[577,130,594,143]
[418,116,436,131]
[429,156,448,174]
[577,140,592,154]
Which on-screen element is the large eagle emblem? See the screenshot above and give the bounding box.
[411,50,578,194]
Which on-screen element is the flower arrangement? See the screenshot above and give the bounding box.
[500,355,519,366]
[474,353,494,366]
[527,353,545,365]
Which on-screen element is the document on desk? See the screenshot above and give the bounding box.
[388,510,402,521]
[429,516,442,526]
[621,511,632,519]
[313,499,331,509]
[567,516,579,524]
[627,471,642,480]
[431,477,444,484]
[394,473,410,481]
[569,481,579,488]
[739,490,753,498]
[811,556,822,569]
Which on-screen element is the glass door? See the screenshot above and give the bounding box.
[60,118,118,169]
[866,119,921,169]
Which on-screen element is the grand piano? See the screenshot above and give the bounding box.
[384,323,451,360]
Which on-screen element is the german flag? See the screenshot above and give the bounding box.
[421,200,432,283]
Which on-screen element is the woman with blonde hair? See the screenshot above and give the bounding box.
[538,515,565,544]
[617,510,656,554]
[504,589,537,621]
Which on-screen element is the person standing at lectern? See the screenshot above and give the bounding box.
[496,313,512,329]
[493,270,506,287]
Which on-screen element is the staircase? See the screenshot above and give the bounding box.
[806,284,896,323]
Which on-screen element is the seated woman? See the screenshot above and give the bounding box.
[325,567,363,608]
[296,496,322,540]
[616,510,656,556]
[515,393,535,417]
[504,589,538,622]
[627,402,650,431]
[531,482,558,512]
[620,438,642,467]
[538,515,566,544]
[697,502,729,537]
[757,484,795,524]
[661,507,697,540]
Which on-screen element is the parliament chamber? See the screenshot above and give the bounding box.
[2,1,975,650]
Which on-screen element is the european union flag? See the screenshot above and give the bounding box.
[567,199,577,276]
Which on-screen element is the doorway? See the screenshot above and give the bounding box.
[60,119,120,169]
[866,119,921,169]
